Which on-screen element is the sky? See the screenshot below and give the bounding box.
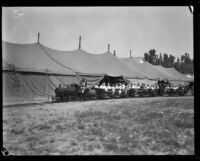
[2,7,193,59]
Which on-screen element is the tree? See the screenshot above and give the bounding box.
[184,53,191,64]
[144,49,159,65]
[174,54,193,74]
[181,53,191,64]
[148,49,157,65]
[169,54,175,67]
[144,50,193,74]
[163,53,169,68]
[174,57,180,71]
[144,52,150,62]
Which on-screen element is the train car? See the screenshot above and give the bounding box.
[120,89,128,98]
[165,88,175,96]
[94,88,106,99]
[137,88,146,97]
[106,89,114,99]
[113,89,121,98]
[147,89,156,97]
[82,88,97,100]
[177,87,186,96]
[127,88,136,97]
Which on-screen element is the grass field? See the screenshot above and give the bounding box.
[3,96,194,155]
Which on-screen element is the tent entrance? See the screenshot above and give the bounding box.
[99,75,129,86]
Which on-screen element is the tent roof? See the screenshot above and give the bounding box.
[120,58,192,82]
[2,41,75,75]
[154,65,193,82]
[3,41,192,82]
[41,44,146,78]
[119,58,175,80]
[165,67,193,82]
[2,41,146,78]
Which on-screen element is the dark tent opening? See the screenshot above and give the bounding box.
[98,75,129,86]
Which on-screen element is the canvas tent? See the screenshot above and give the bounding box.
[2,41,145,104]
[2,41,192,104]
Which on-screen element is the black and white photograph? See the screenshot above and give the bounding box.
[2,6,195,155]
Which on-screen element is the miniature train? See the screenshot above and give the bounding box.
[52,83,191,103]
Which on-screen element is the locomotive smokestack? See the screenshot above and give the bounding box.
[79,36,81,49]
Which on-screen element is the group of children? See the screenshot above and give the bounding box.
[94,82,184,93]
[57,79,185,95]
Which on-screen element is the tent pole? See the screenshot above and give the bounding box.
[44,72,47,99]
[76,72,78,84]
[38,33,40,43]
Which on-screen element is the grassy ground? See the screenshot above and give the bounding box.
[3,96,194,155]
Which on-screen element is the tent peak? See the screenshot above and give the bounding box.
[108,43,110,51]
[78,36,81,49]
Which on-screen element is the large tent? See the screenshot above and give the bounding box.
[2,41,143,103]
[2,41,192,104]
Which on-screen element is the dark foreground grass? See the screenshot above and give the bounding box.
[3,97,194,155]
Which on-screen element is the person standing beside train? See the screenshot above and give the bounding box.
[80,77,87,93]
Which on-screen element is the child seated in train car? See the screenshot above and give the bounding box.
[101,83,107,91]
[99,84,104,89]
[156,84,159,89]
[107,84,111,90]
[106,84,113,96]
[144,84,148,90]
[172,85,177,91]
[140,83,145,89]
[124,85,129,93]
[115,84,119,89]
[104,85,108,92]
[136,83,141,90]
[122,83,125,90]
[152,85,156,90]
[133,84,137,90]
[111,85,115,94]
[117,84,122,95]
[128,84,132,89]
[131,83,135,89]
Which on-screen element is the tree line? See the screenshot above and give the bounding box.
[143,49,193,74]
